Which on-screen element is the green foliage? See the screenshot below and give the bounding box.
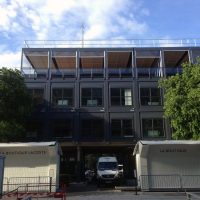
[0,121,26,142]
[159,60,200,140]
[0,68,32,141]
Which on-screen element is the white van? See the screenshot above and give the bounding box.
[97,157,121,185]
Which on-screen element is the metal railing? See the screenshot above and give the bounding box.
[108,68,133,78]
[22,68,49,79]
[2,184,67,200]
[22,66,184,79]
[137,67,162,78]
[186,192,200,199]
[24,38,200,48]
[80,68,104,78]
[165,67,183,76]
[139,175,200,191]
[140,175,181,191]
[3,176,56,193]
[51,69,76,79]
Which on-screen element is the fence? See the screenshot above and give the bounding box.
[186,192,200,200]
[24,38,200,48]
[140,175,200,191]
[3,176,56,193]
[2,184,67,200]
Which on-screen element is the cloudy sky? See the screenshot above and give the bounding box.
[0,0,200,69]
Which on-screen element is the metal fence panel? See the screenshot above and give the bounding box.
[182,175,200,189]
[140,175,181,191]
[4,176,56,192]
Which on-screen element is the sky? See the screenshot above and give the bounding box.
[0,0,200,69]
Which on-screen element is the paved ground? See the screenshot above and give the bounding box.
[67,191,187,200]
[66,182,188,200]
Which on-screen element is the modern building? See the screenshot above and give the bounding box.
[21,39,200,180]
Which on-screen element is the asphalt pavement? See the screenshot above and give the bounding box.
[66,182,188,200]
[67,191,187,200]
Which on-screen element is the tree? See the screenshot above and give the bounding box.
[0,68,32,141]
[159,60,200,140]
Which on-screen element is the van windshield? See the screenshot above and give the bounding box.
[98,162,117,170]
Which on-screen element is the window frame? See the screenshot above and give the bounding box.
[111,119,135,137]
[141,118,165,138]
[28,88,45,106]
[140,87,162,106]
[81,87,103,107]
[52,88,74,107]
[110,87,133,106]
[52,119,73,138]
[80,118,104,138]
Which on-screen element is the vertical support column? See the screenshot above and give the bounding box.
[160,49,172,139]
[43,49,52,139]
[133,49,140,140]
[104,80,109,142]
[188,49,194,63]
[134,49,138,78]
[132,49,135,78]
[160,49,165,77]
[104,50,108,80]
[104,49,109,142]
[46,50,51,104]
[76,50,79,79]
[76,146,82,181]
[160,49,164,77]
[74,57,80,141]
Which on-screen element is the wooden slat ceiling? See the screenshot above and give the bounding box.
[26,55,48,69]
[164,51,189,67]
[52,57,76,69]
[80,57,104,68]
[108,52,131,68]
[136,58,159,68]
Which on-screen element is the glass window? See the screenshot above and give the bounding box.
[81,119,104,138]
[26,121,42,138]
[52,119,73,138]
[28,88,44,106]
[111,119,134,137]
[81,88,103,107]
[111,88,132,106]
[140,88,161,106]
[52,88,73,107]
[142,118,164,137]
[111,119,121,137]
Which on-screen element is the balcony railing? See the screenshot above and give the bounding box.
[22,68,48,79]
[51,69,76,79]
[24,38,200,48]
[108,68,133,78]
[137,68,162,78]
[165,67,182,76]
[80,68,104,78]
[22,67,184,79]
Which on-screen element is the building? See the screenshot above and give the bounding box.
[21,39,200,180]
